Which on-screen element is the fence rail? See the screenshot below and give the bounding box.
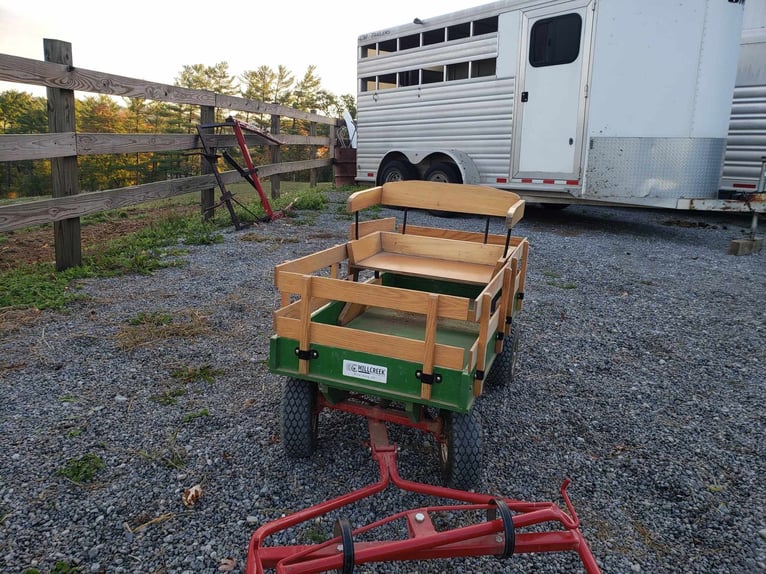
[0,40,341,269]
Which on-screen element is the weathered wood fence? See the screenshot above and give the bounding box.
[0,39,342,270]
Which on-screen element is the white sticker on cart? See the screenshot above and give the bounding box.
[342,360,388,384]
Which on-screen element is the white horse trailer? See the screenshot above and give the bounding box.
[721,0,766,195]
[355,0,765,214]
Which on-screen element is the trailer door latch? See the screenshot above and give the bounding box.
[521,92,528,102]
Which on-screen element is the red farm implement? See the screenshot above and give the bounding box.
[197,116,291,229]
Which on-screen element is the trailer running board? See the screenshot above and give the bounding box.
[197,116,291,229]
[245,419,601,573]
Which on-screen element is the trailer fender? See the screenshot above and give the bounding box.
[394,149,481,185]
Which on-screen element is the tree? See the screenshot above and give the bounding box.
[0,91,50,197]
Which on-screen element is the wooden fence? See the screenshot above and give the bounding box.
[0,39,342,270]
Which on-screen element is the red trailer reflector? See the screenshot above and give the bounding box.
[496,177,508,183]
[566,180,580,185]
[521,178,533,183]
[733,183,757,189]
[542,179,555,184]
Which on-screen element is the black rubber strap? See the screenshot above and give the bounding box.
[490,499,515,559]
[294,348,318,360]
[333,518,354,574]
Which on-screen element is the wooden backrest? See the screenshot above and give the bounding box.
[347,181,525,229]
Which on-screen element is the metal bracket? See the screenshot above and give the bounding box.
[295,348,319,361]
[415,370,442,385]
[475,370,485,381]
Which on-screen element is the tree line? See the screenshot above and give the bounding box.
[0,62,356,199]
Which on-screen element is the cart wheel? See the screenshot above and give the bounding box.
[485,321,521,388]
[281,378,318,458]
[439,409,483,490]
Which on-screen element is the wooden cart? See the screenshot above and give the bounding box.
[270,181,528,489]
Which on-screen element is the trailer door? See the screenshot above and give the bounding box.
[512,1,593,181]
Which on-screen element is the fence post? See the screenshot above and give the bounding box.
[200,105,215,219]
[45,39,81,271]
[270,113,281,198]
[309,110,317,188]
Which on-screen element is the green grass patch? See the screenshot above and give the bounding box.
[128,311,173,326]
[56,453,105,484]
[150,388,186,406]
[181,408,210,424]
[546,280,578,290]
[171,364,221,384]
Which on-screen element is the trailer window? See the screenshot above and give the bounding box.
[471,58,496,78]
[423,28,446,46]
[421,66,444,84]
[529,13,582,67]
[400,34,420,50]
[447,62,469,81]
[473,17,498,36]
[399,69,419,87]
[378,73,397,90]
[378,39,397,55]
[361,77,376,92]
[361,44,376,59]
[448,23,471,41]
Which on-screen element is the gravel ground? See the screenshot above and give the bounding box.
[0,191,764,574]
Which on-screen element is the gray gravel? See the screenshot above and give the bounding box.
[1,192,764,574]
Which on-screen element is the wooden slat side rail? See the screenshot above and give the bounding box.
[346,232,383,264]
[274,243,348,278]
[348,217,397,239]
[401,225,526,247]
[473,293,492,397]
[516,239,530,312]
[275,274,472,321]
[273,318,466,371]
[495,267,513,353]
[298,276,313,376]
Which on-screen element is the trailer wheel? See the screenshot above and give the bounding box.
[425,162,462,184]
[281,378,318,458]
[439,408,483,490]
[380,160,417,183]
[485,321,521,388]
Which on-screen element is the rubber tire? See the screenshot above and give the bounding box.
[485,321,520,388]
[439,408,483,491]
[424,162,462,184]
[281,378,318,458]
[379,160,417,183]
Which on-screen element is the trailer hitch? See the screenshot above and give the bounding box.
[245,418,601,573]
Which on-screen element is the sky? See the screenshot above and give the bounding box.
[0,0,491,99]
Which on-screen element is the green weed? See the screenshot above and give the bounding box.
[150,388,186,406]
[171,364,221,384]
[57,453,105,484]
[546,281,578,290]
[129,311,173,326]
[181,408,210,424]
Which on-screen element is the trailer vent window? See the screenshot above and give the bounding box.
[378,38,397,55]
[423,28,446,46]
[400,34,420,50]
[473,16,498,36]
[361,77,376,92]
[399,69,420,87]
[471,58,496,78]
[361,44,376,59]
[529,13,582,67]
[447,62,470,81]
[448,22,471,41]
[421,66,444,84]
[379,73,397,90]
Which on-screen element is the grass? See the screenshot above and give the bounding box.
[181,408,210,424]
[56,453,105,484]
[1,181,362,311]
[149,388,186,406]
[114,310,210,351]
[171,364,221,383]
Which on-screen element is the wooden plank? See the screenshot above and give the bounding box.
[298,276,313,376]
[0,159,332,233]
[474,293,491,397]
[379,181,524,222]
[274,317,466,370]
[346,186,383,213]
[420,294,439,400]
[346,232,382,264]
[380,232,505,266]
[307,275,471,320]
[274,243,348,279]
[0,133,76,160]
[348,217,397,239]
[354,252,495,286]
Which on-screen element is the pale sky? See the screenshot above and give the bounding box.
[0,0,491,99]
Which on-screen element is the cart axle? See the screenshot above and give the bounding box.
[246,419,601,573]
